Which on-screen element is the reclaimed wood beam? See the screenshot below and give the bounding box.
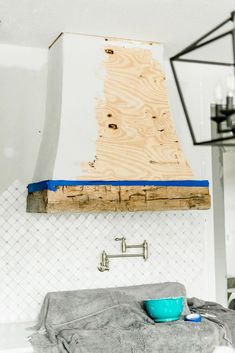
[27,183,210,213]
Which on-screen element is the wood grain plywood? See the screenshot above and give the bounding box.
[78,44,194,181]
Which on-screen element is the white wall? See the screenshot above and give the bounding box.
[166,60,232,306]
[0,42,217,323]
[165,61,217,302]
[224,152,235,278]
[0,44,48,193]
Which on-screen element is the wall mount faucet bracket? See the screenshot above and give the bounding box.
[98,237,148,272]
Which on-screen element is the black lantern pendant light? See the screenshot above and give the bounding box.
[170,11,235,146]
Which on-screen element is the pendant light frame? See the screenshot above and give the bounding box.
[170,11,235,146]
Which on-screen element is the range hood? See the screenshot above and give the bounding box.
[27,33,210,213]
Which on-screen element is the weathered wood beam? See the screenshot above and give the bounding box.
[27,185,210,213]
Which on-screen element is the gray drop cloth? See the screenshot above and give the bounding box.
[29,283,235,353]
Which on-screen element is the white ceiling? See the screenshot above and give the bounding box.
[0,0,234,56]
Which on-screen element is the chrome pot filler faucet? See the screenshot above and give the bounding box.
[98,237,148,272]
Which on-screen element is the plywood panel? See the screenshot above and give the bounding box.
[78,43,194,181]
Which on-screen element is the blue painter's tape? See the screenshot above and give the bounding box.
[27,180,209,193]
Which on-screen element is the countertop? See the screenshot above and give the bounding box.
[0,322,34,353]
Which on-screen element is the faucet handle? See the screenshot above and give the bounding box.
[114,237,126,253]
[115,236,126,241]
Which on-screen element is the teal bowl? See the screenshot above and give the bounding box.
[144,296,184,322]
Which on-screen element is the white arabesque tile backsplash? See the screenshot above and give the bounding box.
[0,180,208,323]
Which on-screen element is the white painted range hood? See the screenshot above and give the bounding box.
[27,32,210,213]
